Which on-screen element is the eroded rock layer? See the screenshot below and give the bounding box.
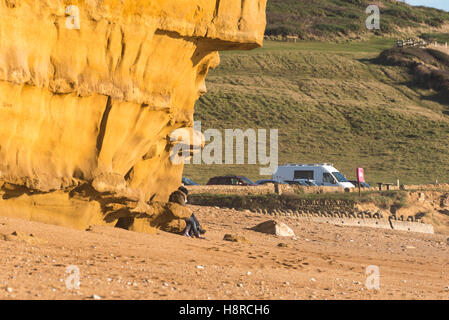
[0,0,267,232]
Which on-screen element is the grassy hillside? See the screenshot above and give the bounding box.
[420,32,449,43]
[378,46,449,100]
[265,0,449,39]
[184,38,449,185]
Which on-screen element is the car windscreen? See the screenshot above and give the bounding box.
[239,177,255,185]
[332,172,348,182]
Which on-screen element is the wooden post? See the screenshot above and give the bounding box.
[358,181,361,197]
[274,182,281,195]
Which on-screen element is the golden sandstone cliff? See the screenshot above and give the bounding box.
[0,0,267,232]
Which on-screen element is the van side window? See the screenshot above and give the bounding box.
[323,173,336,184]
[294,170,314,180]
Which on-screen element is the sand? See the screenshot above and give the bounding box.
[0,205,448,300]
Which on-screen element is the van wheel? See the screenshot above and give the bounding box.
[344,188,350,193]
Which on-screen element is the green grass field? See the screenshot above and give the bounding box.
[420,32,449,44]
[184,38,449,185]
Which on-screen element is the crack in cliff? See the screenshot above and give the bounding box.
[238,0,246,30]
[212,0,221,23]
[132,37,145,68]
[124,166,134,182]
[96,96,113,156]
[115,27,126,72]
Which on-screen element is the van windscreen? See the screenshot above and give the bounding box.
[332,172,348,182]
[294,170,314,180]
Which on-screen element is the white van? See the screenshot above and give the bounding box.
[273,164,355,189]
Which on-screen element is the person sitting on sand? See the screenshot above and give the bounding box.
[168,186,206,239]
[183,213,206,239]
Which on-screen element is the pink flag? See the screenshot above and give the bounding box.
[357,168,365,183]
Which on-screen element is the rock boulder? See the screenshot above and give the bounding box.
[251,220,295,237]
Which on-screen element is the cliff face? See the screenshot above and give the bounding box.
[0,0,267,232]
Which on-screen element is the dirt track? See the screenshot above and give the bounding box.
[0,205,448,300]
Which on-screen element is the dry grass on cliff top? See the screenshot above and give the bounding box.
[185,39,449,185]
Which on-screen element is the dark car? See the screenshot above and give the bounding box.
[284,179,318,187]
[255,179,288,185]
[182,177,199,186]
[349,180,371,188]
[284,180,309,187]
[207,176,257,186]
